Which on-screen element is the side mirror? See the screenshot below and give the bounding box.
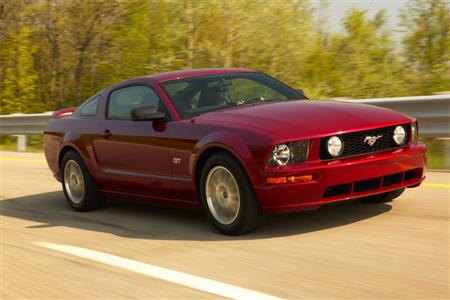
[131,106,166,122]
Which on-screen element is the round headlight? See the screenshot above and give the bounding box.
[272,144,290,166]
[393,125,406,145]
[327,136,343,157]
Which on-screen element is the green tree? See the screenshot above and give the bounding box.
[325,8,405,98]
[0,1,38,114]
[400,0,450,94]
[1,0,449,116]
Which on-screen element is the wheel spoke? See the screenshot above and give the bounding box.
[64,160,85,205]
[205,166,241,225]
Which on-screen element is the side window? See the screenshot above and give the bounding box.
[166,82,201,112]
[80,95,100,116]
[107,85,161,120]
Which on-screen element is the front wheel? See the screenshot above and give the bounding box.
[200,153,263,235]
[360,188,405,203]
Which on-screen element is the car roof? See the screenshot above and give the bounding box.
[148,68,257,83]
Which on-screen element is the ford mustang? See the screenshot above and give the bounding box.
[43,68,426,235]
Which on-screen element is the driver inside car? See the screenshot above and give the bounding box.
[198,79,232,107]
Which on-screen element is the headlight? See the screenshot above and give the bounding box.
[327,136,343,157]
[272,144,290,166]
[269,140,309,166]
[393,125,406,145]
[411,122,418,142]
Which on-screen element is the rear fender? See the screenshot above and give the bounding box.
[58,132,95,176]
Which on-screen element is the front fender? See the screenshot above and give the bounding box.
[190,131,258,185]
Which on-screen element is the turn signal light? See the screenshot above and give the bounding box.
[266,175,313,184]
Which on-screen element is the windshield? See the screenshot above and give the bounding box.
[160,72,305,119]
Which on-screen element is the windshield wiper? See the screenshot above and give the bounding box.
[237,98,283,106]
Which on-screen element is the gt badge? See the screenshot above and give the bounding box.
[173,157,182,165]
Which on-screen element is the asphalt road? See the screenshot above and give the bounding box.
[1,151,449,299]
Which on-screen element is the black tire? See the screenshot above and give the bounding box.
[61,150,103,211]
[200,153,263,235]
[360,188,405,203]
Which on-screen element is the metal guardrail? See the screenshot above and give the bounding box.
[0,112,53,135]
[0,94,449,150]
[340,94,450,138]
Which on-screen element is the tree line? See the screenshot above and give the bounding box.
[0,0,448,114]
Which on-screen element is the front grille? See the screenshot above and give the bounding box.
[319,123,411,160]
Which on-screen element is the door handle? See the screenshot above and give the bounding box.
[101,129,112,138]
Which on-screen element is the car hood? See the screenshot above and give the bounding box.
[194,100,412,139]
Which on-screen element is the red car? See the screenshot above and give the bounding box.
[43,68,426,235]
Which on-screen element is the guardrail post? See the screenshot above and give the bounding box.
[16,135,27,152]
[444,139,450,169]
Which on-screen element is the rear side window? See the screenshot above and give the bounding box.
[80,95,100,116]
[107,85,161,120]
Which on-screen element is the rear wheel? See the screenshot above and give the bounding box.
[61,150,103,211]
[360,188,405,203]
[200,153,263,235]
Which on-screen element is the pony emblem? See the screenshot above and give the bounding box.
[364,135,382,146]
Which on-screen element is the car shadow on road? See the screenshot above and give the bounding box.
[1,191,392,241]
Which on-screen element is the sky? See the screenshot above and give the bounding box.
[323,0,409,37]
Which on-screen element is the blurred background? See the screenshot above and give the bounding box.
[0,0,449,168]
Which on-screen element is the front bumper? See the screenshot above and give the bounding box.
[255,142,426,214]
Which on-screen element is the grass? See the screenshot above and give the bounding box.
[0,144,44,152]
[421,138,450,170]
[0,135,44,152]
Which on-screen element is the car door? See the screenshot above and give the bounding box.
[92,84,173,199]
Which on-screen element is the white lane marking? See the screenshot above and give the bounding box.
[34,242,283,300]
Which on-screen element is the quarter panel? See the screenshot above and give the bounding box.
[44,117,101,180]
